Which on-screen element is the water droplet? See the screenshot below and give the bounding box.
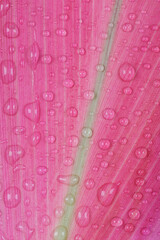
[42,91,55,102]
[102,108,115,120]
[24,101,40,122]
[41,215,51,226]
[3,98,18,116]
[135,147,148,159]
[64,193,75,205]
[133,192,143,200]
[41,55,52,64]
[153,79,160,88]
[83,91,95,100]
[100,161,109,168]
[0,230,9,240]
[52,225,68,240]
[67,135,79,147]
[134,177,145,186]
[81,127,93,138]
[3,22,19,38]
[77,48,86,55]
[63,157,74,166]
[96,64,105,72]
[110,217,123,227]
[78,69,87,78]
[119,117,129,126]
[55,28,67,37]
[22,179,35,191]
[84,178,95,189]
[3,186,21,208]
[141,227,151,236]
[98,139,111,150]
[26,42,40,69]
[122,23,133,32]
[74,234,83,240]
[13,126,26,135]
[54,207,64,218]
[124,223,135,232]
[123,87,133,95]
[5,145,25,165]
[28,131,41,146]
[75,206,91,228]
[0,0,10,17]
[128,208,141,220]
[37,166,48,175]
[57,175,80,186]
[67,107,78,117]
[46,135,56,144]
[0,60,16,84]
[97,183,118,207]
[119,63,135,81]
[63,79,75,88]
[15,221,35,239]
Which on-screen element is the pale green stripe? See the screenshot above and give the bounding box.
[56,0,123,239]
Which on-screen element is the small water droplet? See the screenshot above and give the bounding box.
[84,178,95,189]
[119,63,135,81]
[0,0,10,17]
[41,215,51,226]
[52,225,68,240]
[81,127,93,138]
[135,147,148,159]
[128,208,141,220]
[0,60,16,84]
[57,175,80,186]
[67,135,79,147]
[110,217,123,227]
[22,179,35,191]
[102,108,115,120]
[96,64,105,72]
[75,206,91,227]
[97,183,118,207]
[64,193,75,205]
[98,139,111,150]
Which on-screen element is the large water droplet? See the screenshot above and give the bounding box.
[3,186,21,208]
[15,221,35,239]
[3,98,18,116]
[26,42,40,69]
[3,22,19,38]
[97,183,118,207]
[24,101,40,122]
[119,63,135,81]
[0,0,10,17]
[75,206,91,228]
[0,60,16,84]
[5,145,25,165]
[52,225,68,240]
[57,175,80,186]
